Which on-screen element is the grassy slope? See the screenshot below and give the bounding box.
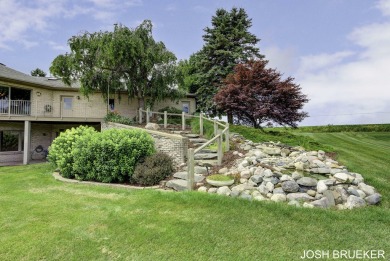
[1,129,390,260]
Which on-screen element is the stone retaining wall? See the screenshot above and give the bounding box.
[101,122,188,166]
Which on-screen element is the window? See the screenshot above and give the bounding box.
[0,130,22,152]
[182,102,190,114]
[109,99,115,111]
[63,97,73,110]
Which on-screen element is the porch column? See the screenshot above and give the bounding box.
[23,120,31,165]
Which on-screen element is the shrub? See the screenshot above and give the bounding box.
[72,128,155,183]
[48,126,97,178]
[104,111,133,125]
[132,152,175,186]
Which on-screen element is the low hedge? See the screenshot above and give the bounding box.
[48,126,97,178]
[72,128,155,183]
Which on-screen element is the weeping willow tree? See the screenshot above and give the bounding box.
[50,20,183,109]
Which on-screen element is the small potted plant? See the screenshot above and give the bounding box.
[206,174,234,187]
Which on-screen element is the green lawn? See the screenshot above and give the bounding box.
[1,131,390,260]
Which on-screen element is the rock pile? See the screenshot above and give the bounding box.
[197,134,382,209]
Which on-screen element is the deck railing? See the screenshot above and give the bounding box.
[0,99,103,119]
[138,108,230,190]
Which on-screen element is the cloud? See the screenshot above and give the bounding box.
[262,46,297,78]
[297,1,390,125]
[0,0,142,50]
[48,41,69,52]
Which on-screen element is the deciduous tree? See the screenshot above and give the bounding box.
[50,20,183,109]
[214,60,308,128]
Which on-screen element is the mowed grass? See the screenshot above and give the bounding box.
[1,131,390,260]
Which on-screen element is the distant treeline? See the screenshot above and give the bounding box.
[295,124,390,133]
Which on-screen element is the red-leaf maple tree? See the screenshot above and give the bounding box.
[214,60,308,128]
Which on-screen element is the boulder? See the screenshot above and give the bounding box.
[217,186,231,196]
[346,195,366,209]
[240,170,252,179]
[297,177,318,187]
[365,193,381,205]
[334,173,351,183]
[166,179,187,191]
[282,180,300,193]
[265,182,275,192]
[198,186,207,192]
[262,147,281,155]
[145,123,160,130]
[286,193,314,202]
[250,174,263,184]
[310,197,331,208]
[358,183,376,196]
[271,194,287,202]
[317,180,328,194]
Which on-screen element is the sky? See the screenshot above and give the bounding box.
[1,0,390,126]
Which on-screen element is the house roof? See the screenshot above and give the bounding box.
[0,63,80,90]
[0,63,196,97]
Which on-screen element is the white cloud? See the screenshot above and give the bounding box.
[377,0,390,16]
[0,0,142,50]
[48,41,69,52]
[297,1,390,125]
[262,46,297,78]
[297,51,354,76]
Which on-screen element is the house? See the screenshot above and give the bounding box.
[0,63,196,165]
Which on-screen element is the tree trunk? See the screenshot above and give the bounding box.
[227,112,233,124]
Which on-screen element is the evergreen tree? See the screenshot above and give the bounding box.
[30,68,46,77]
[196,7,263,117]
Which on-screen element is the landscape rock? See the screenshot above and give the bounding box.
[287,193,314,202]
[166,179,187,191]
[334,172,351,183]
[310,197,331,208]
[358,183,376,196]
[250,175,263,184]
[208,187,217,193]
[317,180,328,194]
[145,123,160,130]
[240,170,251,179]
[346,195,366,209]
[271,194,287,202]
[297,177,318,187]
[282,180,300,193]
[198,186,207,192]
[217,186,231,196]
[365,193,381,205]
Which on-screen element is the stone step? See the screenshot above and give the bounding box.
[172,130,191,134]
[182,166,209,175]
[198,149,217,154]
[194,153,218,160]
[195,159,219,166]
[189,138,209,143]
[184,134,200,138]
[173,171,205,183]
[166,179,188,191]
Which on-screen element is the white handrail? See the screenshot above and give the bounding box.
[137,108,230,190]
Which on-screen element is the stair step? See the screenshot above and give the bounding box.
[166,179,188,191]
[173,172,205,182]
[184,134,200,138]
[194,153,218,160]
[198,149,217,154]
[195,160,219,166]
[189,138,209,143]
[172,130,191,134]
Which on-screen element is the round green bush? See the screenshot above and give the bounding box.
[132,152,175,186]
[48,126,97,178]
[72,128,155,183]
